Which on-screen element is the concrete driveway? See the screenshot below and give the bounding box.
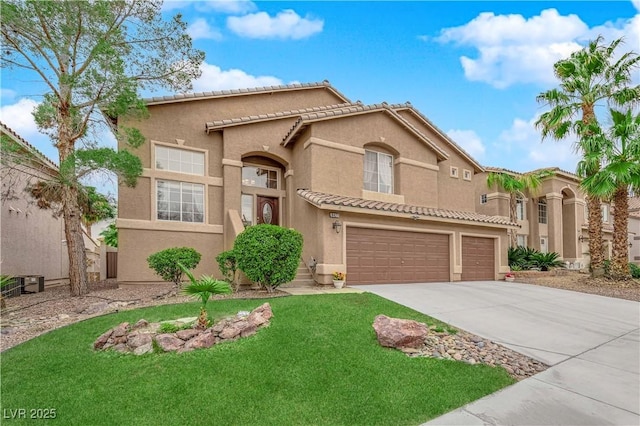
[357,281,640,425]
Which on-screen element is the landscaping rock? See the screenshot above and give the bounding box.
[154,334,185,352]
[127,332,152,350]
[132,319,149,330]
[93,329,113,350]
[133,342,153,355]
[184,331,216,349]
[82,301,109,315]
[176,329,200,340]
[246,303,273,327]
[93,303,273,355]
[372,315,428,349]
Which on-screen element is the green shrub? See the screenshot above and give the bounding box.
[158,323,180,333]
[180,262,232,329]
[233,224,303,292]
[530,252,565,271]
[100,222,118,247]
[629,263,640,279]
[216,250,238,291]
[147,247,201,287]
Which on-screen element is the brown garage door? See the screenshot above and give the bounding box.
[346,228,450,284]
[461,236,495,281]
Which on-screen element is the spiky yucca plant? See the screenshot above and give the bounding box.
[179,263,231,329]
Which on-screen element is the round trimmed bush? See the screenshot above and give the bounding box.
[147,247,202,286]
[233,225,303,292]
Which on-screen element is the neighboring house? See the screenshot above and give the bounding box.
[629,197,640,266]
[115,81,517,285]
[0,122,69,286]
[478,167,637,269]
[0,123,102,287]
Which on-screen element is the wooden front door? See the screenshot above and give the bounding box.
[257,196,279,225]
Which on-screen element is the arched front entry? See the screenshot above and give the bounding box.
[240,154,287,227]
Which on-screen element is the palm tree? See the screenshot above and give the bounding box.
[179,263,232,329]
[535,36,640,277]
[580,108,640,279]
[486,169,554,247]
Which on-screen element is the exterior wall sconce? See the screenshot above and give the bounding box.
[332,220,342,234]
[578,235,589,242]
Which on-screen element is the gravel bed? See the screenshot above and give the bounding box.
[0,281,286,352]
[514,271,640,301]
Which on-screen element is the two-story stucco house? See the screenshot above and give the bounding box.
[115,81,519,285]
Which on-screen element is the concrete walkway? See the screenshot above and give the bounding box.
[356,281,640,425]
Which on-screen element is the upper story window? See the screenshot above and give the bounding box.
[450,166,459,178]
[463,169,472,181]
[155,145,205,176]
[242,165,279,189]
[157,180,204,223]
[538,199,547,224]
[516,195,525,220]
[364,150,393,194]
[480,194,487,204]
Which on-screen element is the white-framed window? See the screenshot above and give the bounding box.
[157,180,204,223]
[601,204,609,223]
[450,166,459,178]
[155,145,205,176]
[463,169,472,181]
[364,150,393,194]
[516,195,525,220]
[517,235,526,247]
[242,165,279,189]
[241,194,254,227]
[538,199,547,224]
[480,194,488,204]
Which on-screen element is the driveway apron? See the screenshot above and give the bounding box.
[357,281,640,425]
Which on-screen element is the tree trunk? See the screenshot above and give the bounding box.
[509,193,518,247]
[587,195,605,278]
[610,186,630,280]
[58,92,89,296]
[62,187,89,296]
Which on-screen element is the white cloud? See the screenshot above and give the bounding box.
[227,9,323,39]
[191,63,285,92]
[633,0,640,13]
[0,98,40,137]
[162,1,256,14]
[446,129,486,159]
[435,8,639,88]
[187,18,222,41]
[496,115,581,172]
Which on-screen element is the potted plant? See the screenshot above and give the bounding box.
[504,272,516,282]
[332,271,346,289]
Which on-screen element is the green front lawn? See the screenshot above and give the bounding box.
[1,293,513,425]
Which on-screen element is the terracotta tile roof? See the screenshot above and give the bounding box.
[0,122,58,171]
[204,102,359,132]
[393,104,485,173]
[281,103,449,160]
[145,80,350,106]
[297,189,518,227]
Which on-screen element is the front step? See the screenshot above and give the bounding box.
[280,261,316,288]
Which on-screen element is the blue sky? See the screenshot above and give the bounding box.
[1,1,639,196]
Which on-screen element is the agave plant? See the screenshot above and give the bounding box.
[178,263,231,329]
[530,252,566,271]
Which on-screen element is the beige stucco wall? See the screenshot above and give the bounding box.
[0,169,69,285]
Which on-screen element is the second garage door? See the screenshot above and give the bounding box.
[461,236,495,281]
[346,228,450,284]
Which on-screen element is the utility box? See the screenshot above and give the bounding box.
[21,276,45,294]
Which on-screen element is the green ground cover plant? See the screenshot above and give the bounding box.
[1,294,513,425]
